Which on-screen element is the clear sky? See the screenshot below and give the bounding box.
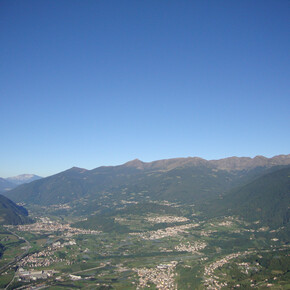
[1,0,289,177]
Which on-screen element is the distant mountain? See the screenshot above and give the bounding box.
[202,166,290,228]
[0,178,15,192]
[4,155,290,214]
[6,174,42,186]
[0,194,32,225]
[0,174,43,193]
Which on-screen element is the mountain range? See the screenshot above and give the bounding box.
[2,154,289,228]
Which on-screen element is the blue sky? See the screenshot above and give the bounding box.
[1,0,289,177]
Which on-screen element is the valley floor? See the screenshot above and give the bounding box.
[0,202,289,289]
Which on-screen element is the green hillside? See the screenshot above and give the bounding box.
[3,167,89,205]
[203,167,290,228]
[0,194,32,225]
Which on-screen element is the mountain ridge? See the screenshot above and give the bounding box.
[119,154,290,172]
[4,155,290,209]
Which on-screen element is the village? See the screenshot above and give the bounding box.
[2,217,103,285]
[130,223,199,240]
[134,261,178,290]
[13,217,101,236]
[145,215,189,224]
[18,239,76,268]
[203,250,255,289]
[175,241,206,253]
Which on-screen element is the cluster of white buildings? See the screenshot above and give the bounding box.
[17,268,57,282]
[15,218,101,236]
[175,241,206,253]
[217,220,233,227]
[134,261,178,289]
[130,223,199,240]
[145,215,189,224]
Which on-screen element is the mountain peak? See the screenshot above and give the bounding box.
[67,167,88,173]
[123,159,145,169]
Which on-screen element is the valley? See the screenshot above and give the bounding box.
[0,156,289,289]
[0,200,289,289]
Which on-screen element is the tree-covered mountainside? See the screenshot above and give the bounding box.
[0,194,32,225]
[4,155,290,211]
[202,166,290,228]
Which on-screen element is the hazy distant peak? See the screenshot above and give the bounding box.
[7,174,39,180]
[6,174,42,185]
